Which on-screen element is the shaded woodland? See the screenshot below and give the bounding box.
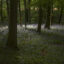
[0,0,64,64]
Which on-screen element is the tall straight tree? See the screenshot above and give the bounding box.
[50,0,53,25]
[28,0,31,23]
[59,6,63,24]
[37,6,43,33]
[6,0,10,20]
[37,0,43,33]
[7,0,18,48]
[58,0,64,24]
[45,0,52,29]
[1,0,3,22]
[24,0,28,28]
[18,0,22,25]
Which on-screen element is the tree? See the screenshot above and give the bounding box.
[58,0,64,24]
[28,0,31,23]
[6,0,10,21]
[7,0,18,48]
[32,0,43,33]
[53,0,64,24]
[37,5,43,33]
[24,0,28,28]
[59,6,63,24]
[1,0,3,22]
[18,0,22,25]
[50,0,53,25]
[45,0,53,29]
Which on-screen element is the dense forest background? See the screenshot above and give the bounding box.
[0,0,64,64]
[0,0,64,24]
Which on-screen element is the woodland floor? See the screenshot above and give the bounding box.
[0,24,64,64]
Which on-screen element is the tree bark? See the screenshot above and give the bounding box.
[7,0,18,48]
[50,0,53,25]
[19,0,22,25]
[1,0,3,22]
[37,6,43,33]
[45,0,51,29]
[24,0,28,28]
[59,6,63,24]
[6,0,10,20]
[28,0,31,23]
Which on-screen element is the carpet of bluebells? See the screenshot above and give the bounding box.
[0,24,64,64]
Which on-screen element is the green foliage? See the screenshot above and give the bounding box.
[0,0,64,24]
[0,29,64,64]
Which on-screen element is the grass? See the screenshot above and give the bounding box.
[41,30,64,45]
[0,29,64,64]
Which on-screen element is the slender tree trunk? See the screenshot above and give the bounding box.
[37,6,43,33]
[1,0,3,22]
[24,0,28,29]
[7,0,18,48]
[28,0,31,23]
[50,0,53,25]
[59,6,63,24]
[19,0,22,25]
[6,0,10,21]
[24,0,27,28]
[45,7,51,29]
[45,1,51,29]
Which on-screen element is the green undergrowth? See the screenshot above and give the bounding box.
[0,30,64,64]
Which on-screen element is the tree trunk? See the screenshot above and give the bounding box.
[28,0,31,23]
[1,0,3,22]
[19,0,22,25]
[59,6,63,24]
[7,0,18,48]
[50,0,53,25]
[6,0,10,20]
[24,0,28,28]
[45,1,51,29]
[37,6,43,33]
